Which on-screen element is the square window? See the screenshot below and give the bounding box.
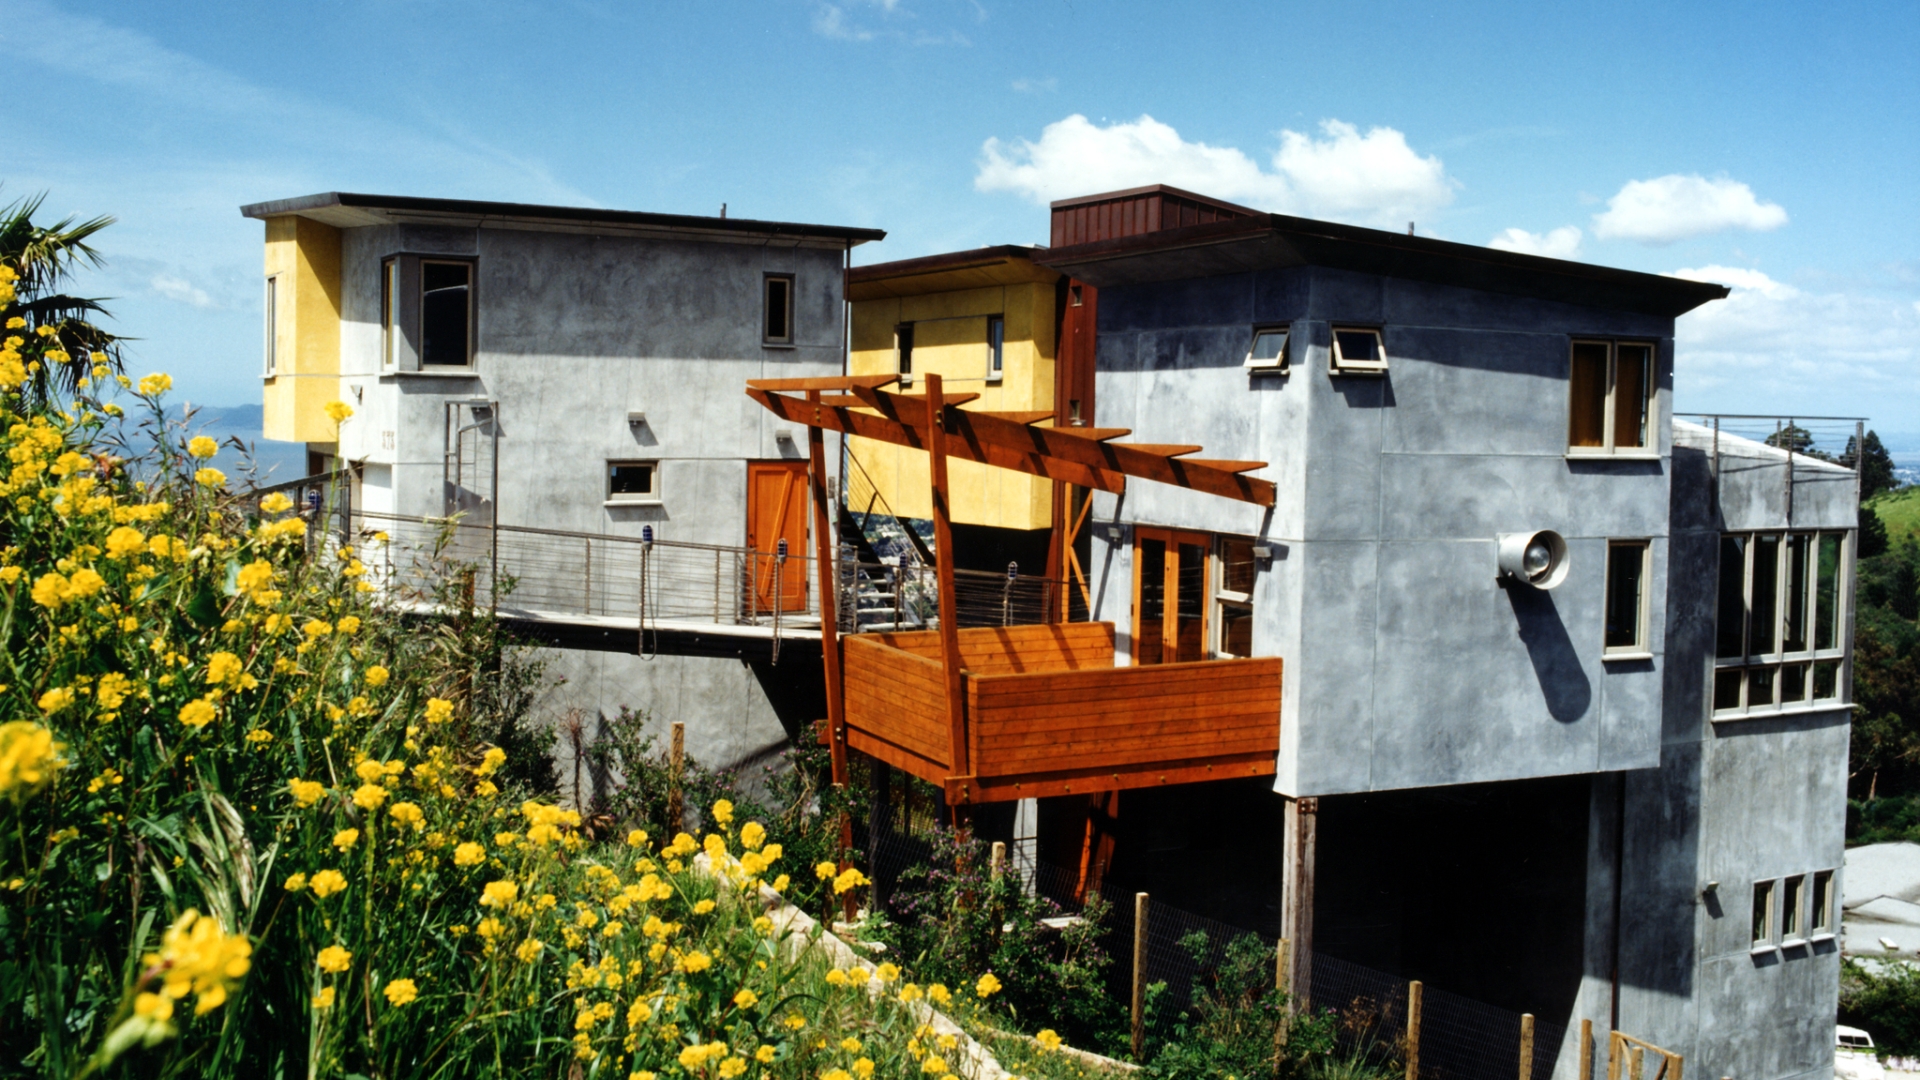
[1245,327,1289,371]
[1751,880,1775,947]
[763,274,794,346]
[987,315,1004,379]
[1568,340,1656,454]
[1330,327,1387,375]
[607,461,660,503]
[1604,540,1650,654]
[420,260,472,366]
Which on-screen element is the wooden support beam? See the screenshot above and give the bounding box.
[807,393,849,791]
[884,391,982,408]
[1111,444,1204,457]
[747,374,897,391]
[1179,459,1268,475]
[926,374,970,802]
[1048,427,1133,441]
[976,411,1056,425]
[1283,796,1317,1012]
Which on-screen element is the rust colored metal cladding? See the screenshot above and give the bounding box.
[1048,184,1261,248]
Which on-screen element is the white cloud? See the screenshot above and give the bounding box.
[1010,76,1057,94]
[150,273,216,308]
[812,1,967,44]
[974,114,1455,229]
[1591,175,1787,245]
[1667,265,1920,418]
[812,5,875,39]
[1488,225,1583,260]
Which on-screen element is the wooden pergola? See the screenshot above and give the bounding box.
[747,374,1281,815]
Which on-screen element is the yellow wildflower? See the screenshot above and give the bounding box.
[351,784,388,810]
[733,988,758,1009]
[178,698,217,729]
[515,938,545,963]
[424,697,453,724]
[453,842,485,867]
[308,870,347,898]
[388,802,424,831]
[316,945,352,973]
[37,687,75,715]
[206,652,243,686]
[364,665,389,687]
[312,986,336,1009]
[138,373,172,396]
[739,821,766,850]
[105,526,146,558]
[288,778,326,808]
[1036,1028,1063,1051]
[382,978,417,1007]
[148,909,251,1015]
[332,829,359,852]
[712,799,733,826]
[186,436,218,459]
[324,400,353,423]
[480,880,519,909]
[975,972,1002,998]
[284,873,308,892]
[193,467,224,488]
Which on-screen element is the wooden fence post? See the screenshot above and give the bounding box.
[1132,892,1149,1061]
[668,721,685,833]
[1406,980,1423,1080]
[990,841,1006,880]
[1609,1031,1622,1080]
[1519,1013,1535,1080]
[1579,1019,1592,1080]
[1274,937,1293,1057]
[1630,1046,1644,1080]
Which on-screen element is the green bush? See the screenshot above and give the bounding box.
[1840,959,1920,1056]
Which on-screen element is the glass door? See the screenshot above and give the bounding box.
[1134,527,1211,665]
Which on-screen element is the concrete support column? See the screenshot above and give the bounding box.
[1012,797,1039,896]
[1283,795,1318,1009]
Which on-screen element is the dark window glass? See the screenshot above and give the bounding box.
[608,463,656,498]
[1813,660,1840,700]
[1175,542,1207,662]
[1605,542,1646,650]
[1752,881,1773,944]
[1136,537,1166,665]
[1781,663,1808,703]
[1783,535,1809,652]
[1783,876,1803,938]
[1221,605,1253,658]
[764,276,793,344]
[1614,344,1652,449]
[1713,669,1744,712]
[1812,871,1833,932]
[1815,533,1842,650]
[1569,342,1609,448]
[1748,668,1775,707]
[897,324,914,376]
[1716,536,1747,659]
[1334,329,1382,366]
[987,316,1004,375]
[421,261,471,366]
[1750,535,1780,655]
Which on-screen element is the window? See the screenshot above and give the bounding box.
[1214,537,1257,658]
[606,461,660,504]
[1604,540,1651,656]
[1245,327,1288,372]
[420,260,473,366]
[1714,530,1849,716]
[895,323,914,381]
[381,258,401,370]
[1568,340,1654,454]
[1811,870,1834,936]
[1751,880,1775,948]
[1070,284,1084,307]
[1781,874,1807,941]
[1330,326,1388,375]
[263,276,278,376]
[763,274,794,346]
[986,316,1004,380]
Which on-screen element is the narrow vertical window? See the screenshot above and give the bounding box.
[1749,534,1780,656]
[1604,540,1650,654]
[381,258,400,370]
[1613,344,1652,449]
[420,260,471,366]
[763,274,794,346]
[1213,537,1256,658]
[1568,342,1609,449]
[1751,880,1775,947]
[896,323,914,378]
[263,276,278,376]
[986,315,1004,379]
[1815,533,1842,650]
[1811,870,1834,935]
[1781,874,1805,941]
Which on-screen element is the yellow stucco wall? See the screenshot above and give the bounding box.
[260,216,342,444]
[847,280,1056,529]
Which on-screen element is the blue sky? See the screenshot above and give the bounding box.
[6,0,1917,453]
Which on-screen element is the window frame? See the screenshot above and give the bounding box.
[895,322,915,385]
[986,314,1004,381]
[1211,535,1258,659]
[1567,339,1657,457]
[1751,879,1776,951]
[263,275,279,376]
[380,257,402,371]
[762,273,795,348]
[1781,873,1806,945]
[1712,529,1851,719]
[605,460,662,506]
[1603,539,1653,659]
[1245,325,1290,373]
[1811,869,1835,939]
[1329,326,1388,376]
[418,258,477,368]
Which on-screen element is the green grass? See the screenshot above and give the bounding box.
[1868,486,1920,545]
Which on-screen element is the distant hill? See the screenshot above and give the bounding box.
[168,402,308,487]
[1870,485,1920,547]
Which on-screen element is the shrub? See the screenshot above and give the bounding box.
[1841,959,1920,1057]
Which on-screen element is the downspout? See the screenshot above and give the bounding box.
[1610,770,1625,1033]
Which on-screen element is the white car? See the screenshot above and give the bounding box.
[1837,1025,1885,1080]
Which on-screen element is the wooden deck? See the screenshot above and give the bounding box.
[842,622,1281,804]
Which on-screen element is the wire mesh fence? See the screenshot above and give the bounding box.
[1674,413,1869,469]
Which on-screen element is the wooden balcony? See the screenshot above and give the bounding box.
[842,622,1281,804]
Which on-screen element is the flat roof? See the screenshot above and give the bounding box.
[1035,213,1728,318]
[847,244,1059,300]
[239,192,886,246]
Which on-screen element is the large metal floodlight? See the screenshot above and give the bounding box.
[1498,530,1570,590]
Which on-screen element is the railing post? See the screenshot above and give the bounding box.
[1519,1013,1535,1080]
[1131,891,1149,1061]
[1406,980,1422,1080]
[667,721,685,834]
[584,536,593,615]
[1631,1045,1644,1080]
[1579,1019,1593,1080]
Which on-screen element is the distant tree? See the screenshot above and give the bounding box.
[1765,423,1819,456]
[1843,429,1900,501]
[1861,504,1890,559]
[0,191,124,408]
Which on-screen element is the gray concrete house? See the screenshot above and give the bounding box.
[241,192,883,775]
[1028,205,1857,1080]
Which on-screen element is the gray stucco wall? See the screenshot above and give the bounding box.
[1087,266,1677,796]
[324,221,851,772]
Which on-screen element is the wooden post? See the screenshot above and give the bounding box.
[667,721,685,833]
[924,374,968,800]
[1579,1020,1593,1080]
[1630,1046,1644,1080]
[1274,937,1292,1054]
[1608,1032,1622,1080]
[807,394,858,922]
[1283,796,1318,1011]
[990,841,1007,879]
[1405,980,1422,1080]
[1519,1013,1535,1080]
[1131,892,1149,1060]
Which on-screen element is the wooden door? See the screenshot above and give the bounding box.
[1133,526,1210,666]
[747,461,809,613]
